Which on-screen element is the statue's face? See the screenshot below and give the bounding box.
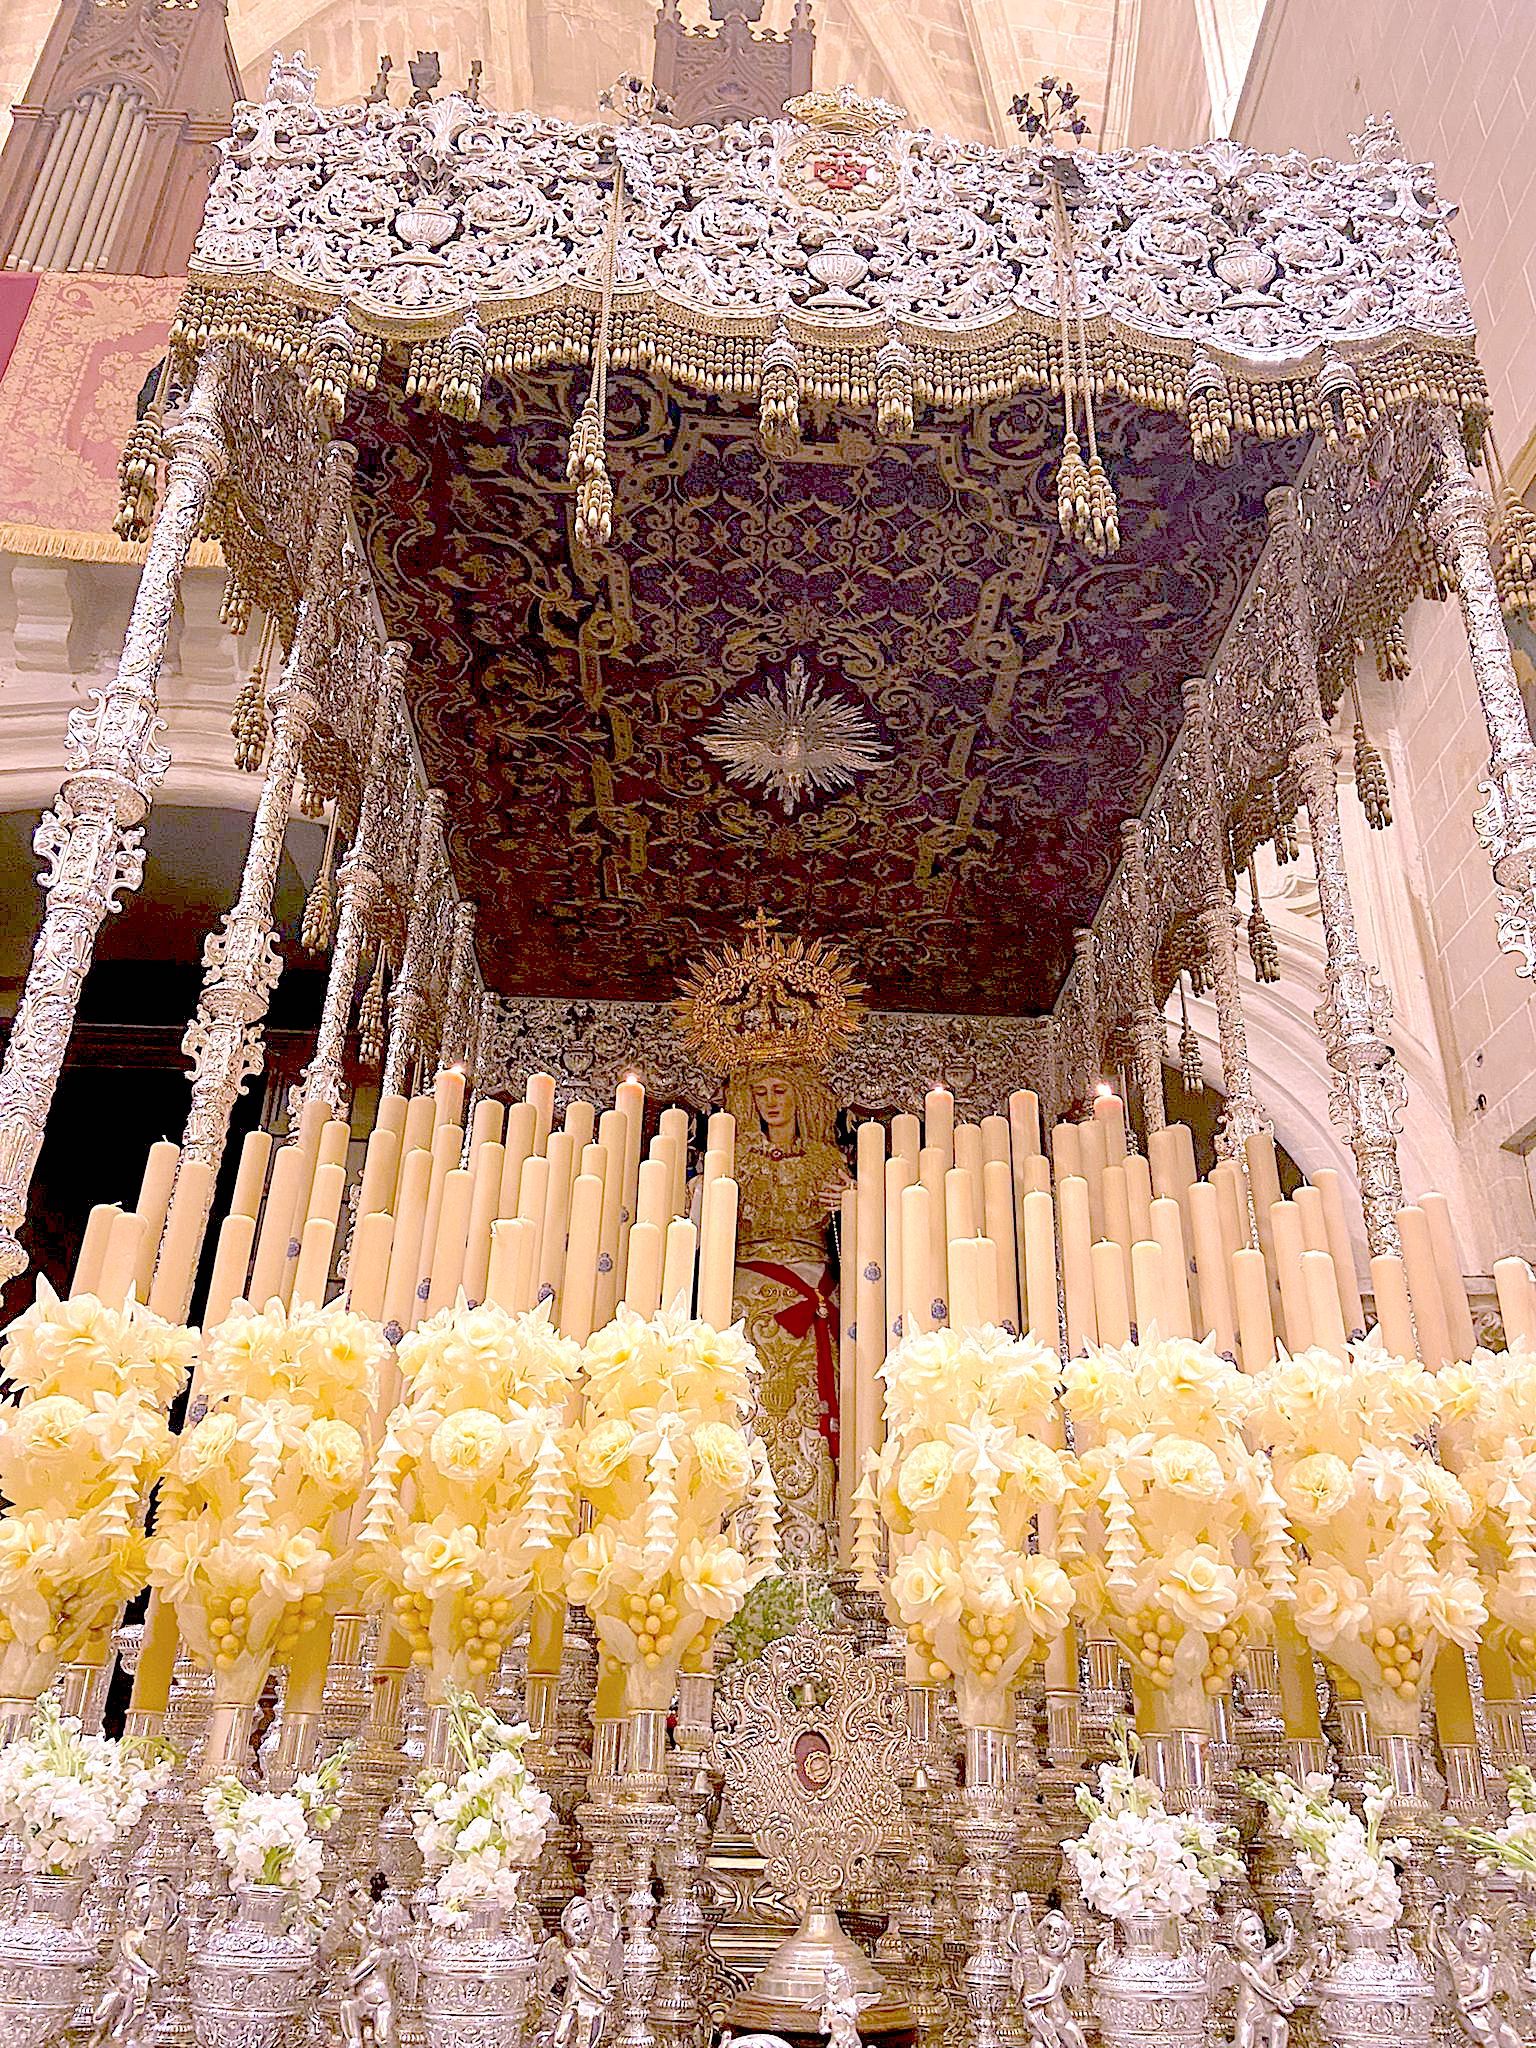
[751,1072,796,1139]
[1234,1913,1264,1956]
[1465,1920,1492,1959]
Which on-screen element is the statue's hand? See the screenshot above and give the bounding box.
[819,1178,851,1215]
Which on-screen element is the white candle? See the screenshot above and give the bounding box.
[1130,1238,1166,1344]
[944,1165,977,1246]
[1187,1181,1236,1353]
[595,1116,626,1325]
[526,1073,557,1155]
[948,1237,983,1330]
[1420,1192,1476,1363]
[467,1094,504,1162]
[563,1100,595,1179]
[1244,1131,1284,1277]
[977,1233,1001,1326]
[433,1066,467,1129]
[516,1151,551,1293]
[100,1210,145,1314]
[560,1172,605,1339]
[622,1220,663,1317]
[1311,1168,1365,1336]
[1396,1205,1452,1366]
[537,1131,575,1311]
[1232,1247,1276,1372]
[346,1210,394,1322]
[1149,1195,1193,1340]
[661,1216,698,1313]
[204,1212,257,1326]
[698,1177,739,1329]
[1022,1154,1052,1196]
[1495,1258,1536,1349]
[1123,1150,1154,1246]
[838,1186,859,1563]
[636,1155,670,1230]
[1302,1249,1348,1360]
[706,1110,735,1178]
[1008,1088,1041,1159]
[1051,1121,1082,1187]
[1211,1158,1251,1259]
[1091,1238,1131,1347]
[499,1102,537,1214]
[355,1125,401,1225]
[616,1076,646,1214]
[886,1155,916,1345]
[1022,1188,1058,1347]
[381,1147,433,1335]
[982,1156,1019,1332]
[248,1143,309,1307]
[292,1213,339,1309]
[228,1129,274,1223]
[659,1108,691,1217]
[891,1112,922,1168]
[462,1141,505,1305]
[485,1217,533,1312]
[413,1122,464,1306]
[1369,1253,1417,1363]
[132,1140,180,1300]
[923,1086,955,1168]
[955,1119,984,1190]
[1293,1184,1330,1254]
[425,1168,475,1317]
[1076,1116,1107,1239]
[401,1091,436,1167]
[650,1134,682,1221]
[1093,1090,1127,1164]
[1057,1175,1097,1356]
[918,1145,948,1319]
[373,1093,410,1146]
[1269,1199,1312,1353]
[71,1204,119,1298]
[855,1121,886,1463]
[900,1181,935,1336]
[147,1158,214,1321]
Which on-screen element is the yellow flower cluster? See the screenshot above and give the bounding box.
[147,1300,390,1702]
[1253,1340,1482,1733]
[565,1306,774,1710]
[1437,1343,1536,1676]
[359,1302,582,1688]
[1062,1338,1280,1721]
[0,1283,194,1696]
[877,1323,1073,1728]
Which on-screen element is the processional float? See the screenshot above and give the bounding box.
[2,48,1536,2048]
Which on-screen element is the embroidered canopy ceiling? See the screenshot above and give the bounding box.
[167,61,1489,1018]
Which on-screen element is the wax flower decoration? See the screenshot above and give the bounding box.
[1064,1724,1241,1920]
[876,1322,1074,1727]
[1434,1342,1536,1682]
[413,1688,553,1926]
[1243,1767,1406,1928]
[202,1746,347,1907]
[147,1299,389,1702]
[0,1281,193,1698]
[565,1305,777,1710]
[0,1695,169,1875]
[1442,1762,1536,1889]
[1061,1338,1285,1725]
[1252,1338,1483,1734]
[359,1302,582,1688]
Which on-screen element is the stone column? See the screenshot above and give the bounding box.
[1425,409,1536,978]
[1182,677,1272,1156]
[1268,487,1406,1254]
[1119,819,1165,1134]
[298,641,406,1121]
[382,789,447,1098]
[0,347,230,1291]
[178,442,358,1202]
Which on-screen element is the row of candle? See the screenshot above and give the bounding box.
[73,1067,743,1343]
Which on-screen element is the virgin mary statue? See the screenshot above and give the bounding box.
[675,917,863,1565]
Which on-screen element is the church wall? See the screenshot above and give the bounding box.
[1126,0,1536,1258]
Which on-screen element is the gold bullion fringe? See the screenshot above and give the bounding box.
[1487,428,1536,625]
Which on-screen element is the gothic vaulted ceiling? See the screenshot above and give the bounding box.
[352,369,1303,1015]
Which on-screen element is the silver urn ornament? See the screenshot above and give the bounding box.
[0,1874,97,2048]
[1312,1924,1433,2048]
[189,1884,315,2048]
[1089,1912,1210,2048]
[417,1898,535,2048]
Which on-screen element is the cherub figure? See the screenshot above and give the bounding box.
[86,1923,157,2048]
[1014,1910,1086,2048]
[1432,1908,1525,2048]
[1004,1891,1036,2002]
[818,1962,880,2048]
[541,1897,622,2048]
[338,1923,401,2048]
[1227,1910,1314,2048]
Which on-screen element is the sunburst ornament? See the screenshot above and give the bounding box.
[700,657,887,816]
[675,911,865,1075]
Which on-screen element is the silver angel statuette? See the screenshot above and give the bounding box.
[86,1924,158,2048]
[818,1962,881,2048]
[541,1897,621,2048]
[1226,1910,1316,2048]
[1431,1908,1525,2048]
[338,1895,414,2048]
[1011,1909,1086,2048]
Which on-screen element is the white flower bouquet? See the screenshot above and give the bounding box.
[202,1745,346,1906]
[413,1688,553,1926]
[0,1694,169,1874]
[0,1281,194,1697]
[1435,1343,1536,1686]
[1242,1767,1406,1928]
[876,1322,1074,1727]
[1444,1762,1536,1885]
[1064,1726,1241,1920]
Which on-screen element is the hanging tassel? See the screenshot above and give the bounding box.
[875,329,915,441]
[294,768,326,821]
[1371,616,1411,682]
[1246,860,1280,983]
[300,799,340,953]
[1178,980,1204,1094]
[1492,487,1536,624]
[567,396,613,554]
[1185,350,1232,464]
[1317,351,1367,448]
[1351,683,1392,829]
[1412,508,1455,603]
[1272,769,1300,864]
[759,326,803,454]
[358,951,388,1068]
[304,312,356,424]
[114,365,166,544]
[230,625,271,775]
[1056,428,1091,543]
[439,310,487,422]
[219,573,253,636]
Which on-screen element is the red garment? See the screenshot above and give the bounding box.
[739,1259,840,1457]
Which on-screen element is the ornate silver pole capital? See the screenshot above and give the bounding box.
[1426,408,1536,978]
[0,346,233,1292]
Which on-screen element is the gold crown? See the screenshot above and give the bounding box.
[675,912,865,1075]
[783,86,906,137]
